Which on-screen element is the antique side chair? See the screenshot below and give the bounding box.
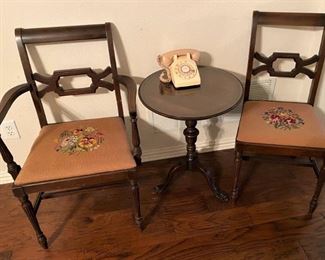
[0,23,143,248]
[232,11,325,217]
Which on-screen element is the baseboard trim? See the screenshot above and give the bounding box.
[0,138,235,184]
[0,171,13,185]
[142,137,235,162]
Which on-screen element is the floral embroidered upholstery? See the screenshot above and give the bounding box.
[262,107,304,130]
[14,117,136,185]
[55,127,104,154]
[237,101,325,148]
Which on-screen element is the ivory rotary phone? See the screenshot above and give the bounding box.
[157,49,201,88]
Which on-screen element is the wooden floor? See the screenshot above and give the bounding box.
[0,149,325,259]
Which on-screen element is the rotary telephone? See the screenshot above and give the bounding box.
[157,49,201,88]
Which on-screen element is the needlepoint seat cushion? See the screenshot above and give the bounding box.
[237,101,325,148]
[15,117,136,185]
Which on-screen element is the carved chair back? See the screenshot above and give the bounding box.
[244,11,325,105]
[15,23,124,127]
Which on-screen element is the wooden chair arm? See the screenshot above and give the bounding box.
[0,83,30,124]
[117,75,136,114]
[118,75,142,165]
[0,83,29,180]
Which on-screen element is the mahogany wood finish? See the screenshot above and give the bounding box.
[19,194,48,249]
[33,66,114,98]
[0,150,325,258]
[233,11,325,217]
[252,52,319,78]
[139,66,243,121]
[0,23,143,248]
[154,120,228,201]
[139,66,243,202]
[243,11,325,104]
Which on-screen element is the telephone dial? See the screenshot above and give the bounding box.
[157,49,201,88]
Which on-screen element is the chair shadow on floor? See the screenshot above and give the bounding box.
[47,193,86,246]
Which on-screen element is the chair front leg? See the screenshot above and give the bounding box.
[232,151,243,202]
[18,193,48,248]
[308,160,325,218]
[128,172,144,230]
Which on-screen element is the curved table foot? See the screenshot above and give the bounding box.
[197,162,229,202]
[153,120,229,202]
[154,162,185,194]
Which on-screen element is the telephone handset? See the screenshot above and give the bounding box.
[157,49,201,88]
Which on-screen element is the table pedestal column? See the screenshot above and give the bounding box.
[154,120,229,202]
[184,120,199,170]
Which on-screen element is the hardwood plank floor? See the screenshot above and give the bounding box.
[0,149,324,259]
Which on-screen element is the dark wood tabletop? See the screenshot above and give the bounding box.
[139,66,243,120]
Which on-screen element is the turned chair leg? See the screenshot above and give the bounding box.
[307,160,325,218]
[232,151,242,202]
[128,172,144,230]
[18,194,48,249]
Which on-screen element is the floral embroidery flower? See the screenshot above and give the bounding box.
[262,107,304,130]
[78,137,97,149]
[55,127,104,154]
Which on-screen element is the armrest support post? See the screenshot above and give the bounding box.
[0,136,21,180]
[118,75,142,165]
[130,111,142,165]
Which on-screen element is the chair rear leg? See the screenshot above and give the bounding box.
[128,172,144,230]
[18,194,48,248]
[308,160,325,218]
[232,151,242,202]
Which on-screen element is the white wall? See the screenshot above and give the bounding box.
[0,0,324,183]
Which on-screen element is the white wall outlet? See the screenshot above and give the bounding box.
[1,120,20,139]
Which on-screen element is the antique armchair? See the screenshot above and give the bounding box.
[232,12,325,217]
[0,23,143,248]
